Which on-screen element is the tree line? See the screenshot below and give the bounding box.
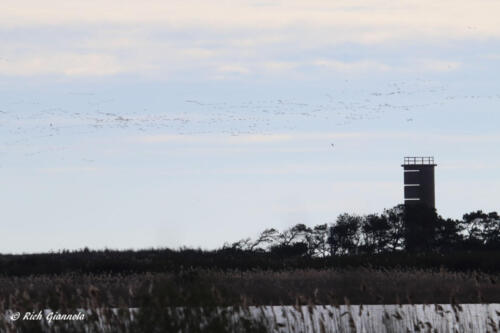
[2,204,499,276]
[227,204,500,256]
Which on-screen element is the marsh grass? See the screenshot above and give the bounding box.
[1,268,500,332]
[2,268,500,309]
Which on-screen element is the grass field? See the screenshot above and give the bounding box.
[2,268,500,309]
[3,248,500,331]
[2,267,500,332]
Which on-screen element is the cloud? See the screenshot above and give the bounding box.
[313,60,391,73]
[2,1,495,78]
[0,53,137,76]
[261,61,299,72]
[134,133,294,144]
[2,1,500,38]
[440,162,500,171]
[135,131,499,145]
[416,59,462,72]
[40,167,99,174]
[127,131,500,159]
[312,58,463,74]
[216,65,251,75]
[431,133,500,144]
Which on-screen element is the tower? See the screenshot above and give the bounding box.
[402,156,437,209]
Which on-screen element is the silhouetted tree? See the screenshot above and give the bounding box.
[270,242,309,257]
[460,210,488,250]
[228,238,254,251]
[328,214,362,255]
[483,212,500,249]
[304,224,329,257]
[383,205,405,251]
[228,228,280,251]
[249,228,280,251]
[460,211,500,250]
[361,214,391,254]
[434,216,462,252]
[228,205,498,257]
[278,224,311,246]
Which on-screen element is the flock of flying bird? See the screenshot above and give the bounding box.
[1,79,498,163]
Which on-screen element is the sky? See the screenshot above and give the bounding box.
[1,0,499,253]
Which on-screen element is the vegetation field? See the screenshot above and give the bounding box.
[2,268,500,309]
[2,205,499,331]
[2,267,500,332]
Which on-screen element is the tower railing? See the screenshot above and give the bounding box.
[403,156,435,165]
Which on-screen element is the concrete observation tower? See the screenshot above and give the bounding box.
[402,156,437,209]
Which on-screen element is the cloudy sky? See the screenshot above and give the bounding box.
[1,0,499,253]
